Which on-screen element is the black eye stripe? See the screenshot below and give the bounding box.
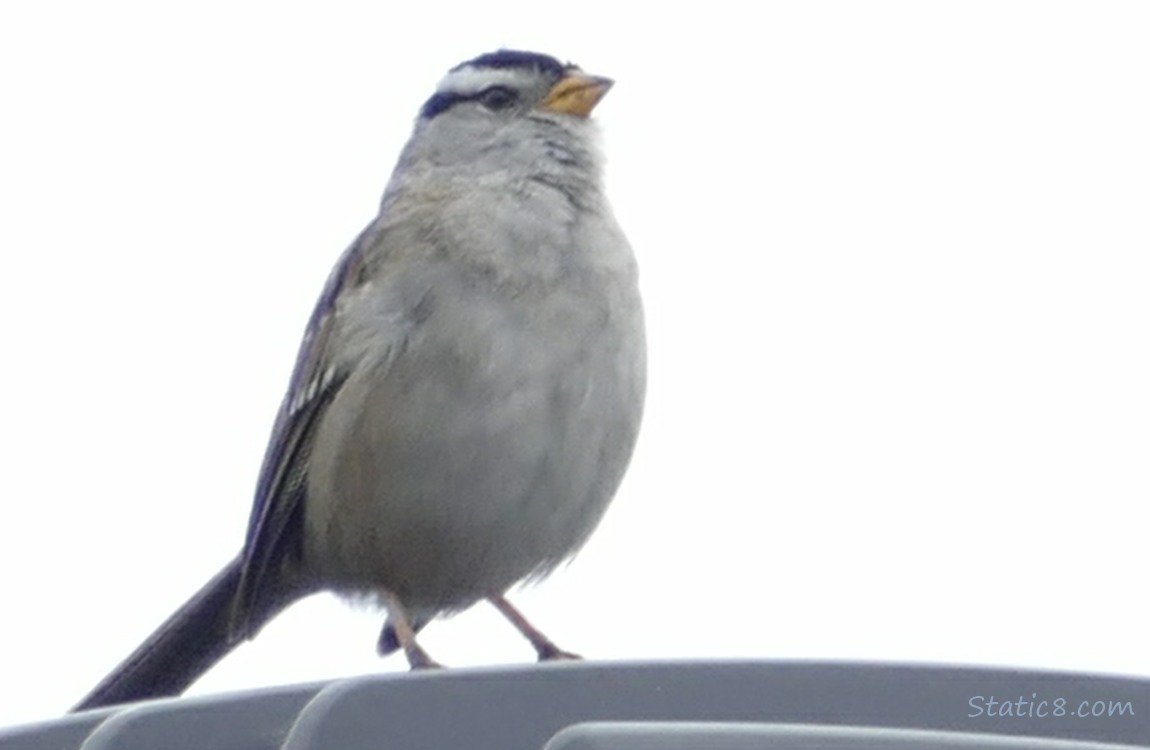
[477,86,518,111]
[420,86,521,120]
[420,92,464,120]
[421,50,578,121]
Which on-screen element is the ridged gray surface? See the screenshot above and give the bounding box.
[3,661,1147,750]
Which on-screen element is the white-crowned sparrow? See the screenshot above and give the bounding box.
[74,49,645,710]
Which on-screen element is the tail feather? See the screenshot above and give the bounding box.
[72,556,298,711]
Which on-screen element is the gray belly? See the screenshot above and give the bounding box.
[300,281,645,616]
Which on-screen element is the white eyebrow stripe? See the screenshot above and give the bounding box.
[436,66,531,95]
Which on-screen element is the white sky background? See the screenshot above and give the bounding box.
[1,0,1148,729]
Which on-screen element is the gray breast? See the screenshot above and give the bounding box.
[300,231,645,617]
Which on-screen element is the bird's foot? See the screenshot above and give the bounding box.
[405,644,444,670]
[536,643,583,662]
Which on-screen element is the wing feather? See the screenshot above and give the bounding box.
[229,241,370,636]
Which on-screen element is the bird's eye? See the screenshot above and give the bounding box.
[477,86,518,111]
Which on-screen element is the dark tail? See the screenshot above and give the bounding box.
[72,555,300,711]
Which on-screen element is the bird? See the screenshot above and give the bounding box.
[72,49,645,711]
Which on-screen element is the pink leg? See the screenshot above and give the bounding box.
[382,591,442,669]
[488,595,582,661]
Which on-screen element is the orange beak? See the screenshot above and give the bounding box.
[538,72,614,117]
